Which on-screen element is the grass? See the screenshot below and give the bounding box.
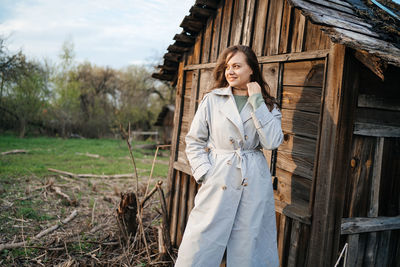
[0,135,170,180]
[0,134,172,265]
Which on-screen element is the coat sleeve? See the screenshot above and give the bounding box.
[185,94,211,183]
[251,103,284,150]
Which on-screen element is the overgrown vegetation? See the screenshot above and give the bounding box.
[0,136,173,266]
[0,38,174,138]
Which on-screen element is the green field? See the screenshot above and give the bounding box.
[0,135,169,180]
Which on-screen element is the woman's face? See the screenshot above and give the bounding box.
[225,51,253,89]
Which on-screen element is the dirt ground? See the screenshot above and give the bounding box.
[0,165,177,266]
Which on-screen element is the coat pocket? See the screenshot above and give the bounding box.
[202,153,218,184]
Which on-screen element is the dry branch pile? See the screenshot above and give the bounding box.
[0,132,175,266]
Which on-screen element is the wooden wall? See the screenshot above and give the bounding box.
[164,0,400,266]
[166,1,336,266]
[339,60,400,267]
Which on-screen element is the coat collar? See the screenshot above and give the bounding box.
[216,86,252,140]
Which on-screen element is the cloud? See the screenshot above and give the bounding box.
[0,0,195,68]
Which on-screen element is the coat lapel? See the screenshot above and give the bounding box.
[217,87,245,140]
[240,101,252,124]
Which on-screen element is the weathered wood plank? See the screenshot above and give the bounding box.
[170,171,182,246]
[173,161,192,176]
[210,2,223,62]
[252,0,269,56]
[307,43,356,266]
[199,69,213,98]
[354,123,400,137]
[230,0,246,45]
[346,234,360,267]
[348,135,375,217]
[368,137,384,217]
[166,61,185,233]
[177,173,189,245]
[283,59,325,87]
[357,94,400,112]
[322,27,400,67]
[219,0,234,53]
[277,214,286,266]
[364,232,378,267]
[287,219,301,266]
[304,19,321,51]
[277,148,314,180]
[341,216,400,235]
[189,70,200,119]
[262,63,279,98]
[264,0,284,56]
[275,167,312,203]
[242,0,256,46]
[281,109,319,139]
[201,16,214,63]
[375,230,391,267]
[289,0,371,28]
[283,204,311,225]
[290,9,306,53]
[281,86,322,113]
[279,0,292,54]
[306,0,356,15]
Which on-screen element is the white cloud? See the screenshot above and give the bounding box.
[0,0,195,68]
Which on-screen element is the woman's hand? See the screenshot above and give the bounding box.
[247,82,262,96]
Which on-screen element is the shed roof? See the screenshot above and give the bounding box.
[152,0,400,82]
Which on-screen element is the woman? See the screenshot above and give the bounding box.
[175,45,283,267]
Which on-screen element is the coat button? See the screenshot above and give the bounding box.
[245,135,248,140]
[243,182,248,187]
[229,137,234,144]
[222,185,227,190]
[204,147,210,152]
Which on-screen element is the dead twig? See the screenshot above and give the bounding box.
[52,186,77,206]
[0,210,78,251]
[48,168,134,179]
[1,149,28,155]
[140,181,163,208]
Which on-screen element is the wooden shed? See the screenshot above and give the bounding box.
[152,0,400,266]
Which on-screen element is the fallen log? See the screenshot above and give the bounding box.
[1,149,28,155]
[47,168,134,179]
[0,209,78,251]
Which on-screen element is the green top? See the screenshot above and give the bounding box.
[233,93,264,113]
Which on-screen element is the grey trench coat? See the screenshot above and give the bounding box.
[175,86,283,267]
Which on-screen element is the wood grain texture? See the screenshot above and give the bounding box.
[281,85,322,113]
[281,109,319,139]
[252,0,269,56]
[283,59,325,87]
[219,0,234,53]
[307,43,353,267]
[210,1,223,62]
[242,0,256,46]
[230,0,246,45]
[279,0,293,54]
[264,0,284,56]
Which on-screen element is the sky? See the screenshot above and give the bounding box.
[1,0,399,69]
[0,0,196,69]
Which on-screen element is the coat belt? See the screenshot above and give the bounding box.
[210,148,261,183]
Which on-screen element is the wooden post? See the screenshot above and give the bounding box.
[307,43,359,266]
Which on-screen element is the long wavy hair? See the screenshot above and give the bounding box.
[212,45,278,112]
